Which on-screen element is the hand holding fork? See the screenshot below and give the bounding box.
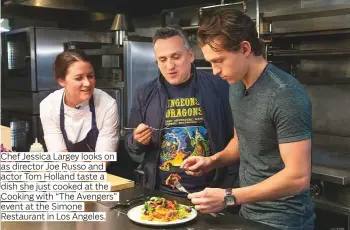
[128,123,153,145]
[173,180,221,217]
[187,187,228,217]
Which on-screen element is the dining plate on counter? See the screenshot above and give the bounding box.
[127,204,197,226]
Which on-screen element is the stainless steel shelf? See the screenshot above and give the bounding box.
[260,3,350,22]
[295,77,350,85]
[267,49,350,57]
[312,165,350,185]
[261,28,350,39]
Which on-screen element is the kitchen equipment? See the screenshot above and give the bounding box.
[110,13,134,47]
[309,148,350,230]
[260,5,350,228]
[123,37,159,129]
[1,111,42,152]
[2,27,112,91]
[64,40,124,89]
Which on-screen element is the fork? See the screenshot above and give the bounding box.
[124,127,171,131]
[109,194,147,210]
[173,181,219,218]
[124,125,202,131]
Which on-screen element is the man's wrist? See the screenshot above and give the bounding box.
[209,152,221,168]
[224,188,237,206]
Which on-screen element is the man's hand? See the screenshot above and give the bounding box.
[133,124,152,145]
[180,156,214,176]
[188,188,226,213]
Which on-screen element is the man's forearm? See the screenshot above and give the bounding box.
[232,168,310,205]
[210,136,240,168]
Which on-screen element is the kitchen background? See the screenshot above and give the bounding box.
[1,0,350,229]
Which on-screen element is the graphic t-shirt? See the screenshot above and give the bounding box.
[158,76,214,196]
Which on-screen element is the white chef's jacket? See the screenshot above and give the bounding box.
[40,88,119,152]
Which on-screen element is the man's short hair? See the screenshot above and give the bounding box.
[198,8,262,56]
[153,25,192,50]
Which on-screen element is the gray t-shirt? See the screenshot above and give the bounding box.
[229,64,315,228]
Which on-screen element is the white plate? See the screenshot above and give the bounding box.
[127,204,197,226]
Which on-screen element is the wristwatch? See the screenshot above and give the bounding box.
[224,188,237,206]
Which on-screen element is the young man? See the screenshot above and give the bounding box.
[125,26,238,197]
[181,8,315,229]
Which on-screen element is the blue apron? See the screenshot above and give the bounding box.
[60,95,99,152]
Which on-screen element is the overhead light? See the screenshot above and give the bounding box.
[110,14,134,32]
[109,14,134,46]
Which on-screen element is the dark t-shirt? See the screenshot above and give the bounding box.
[157,76,214,196]
[229,64,315,228]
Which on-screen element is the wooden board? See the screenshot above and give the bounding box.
[107,173,134,191]
[1,125,12,150]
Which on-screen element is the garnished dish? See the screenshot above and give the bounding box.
[141,197,192,222]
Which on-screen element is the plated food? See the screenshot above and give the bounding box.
[141,197,192,222]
